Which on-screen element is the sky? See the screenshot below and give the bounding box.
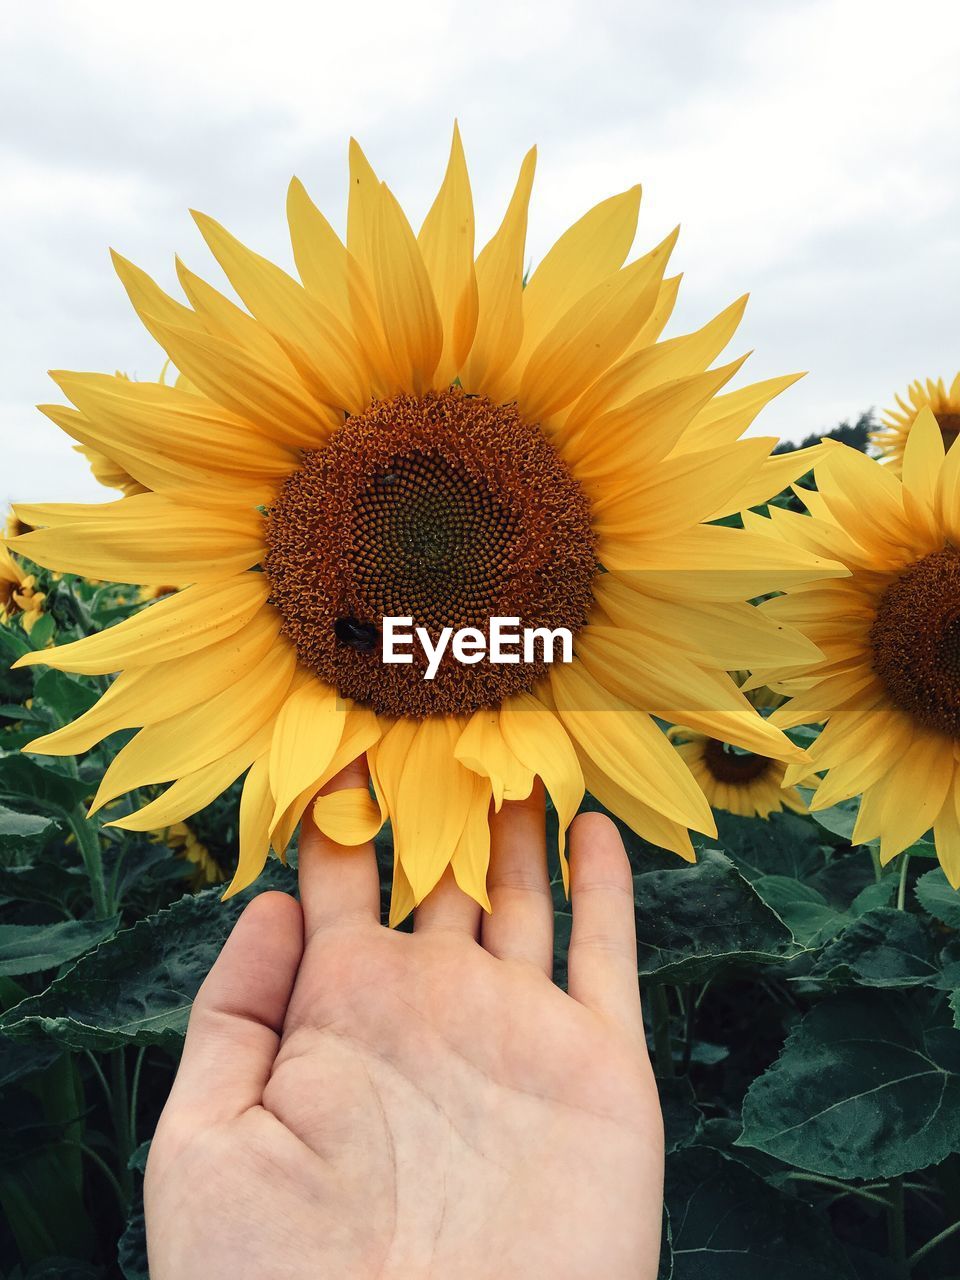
[2,0,959,503]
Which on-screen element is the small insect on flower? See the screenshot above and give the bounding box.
[334,617,380,653]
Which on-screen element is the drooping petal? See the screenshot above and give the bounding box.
[223,755,274,899]
[268,680,347,829]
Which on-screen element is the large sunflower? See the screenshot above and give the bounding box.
[7,128,837,922]
[871,372,960,472]
[748,407,960,886]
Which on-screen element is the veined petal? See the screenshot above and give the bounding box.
[88,635,296,812]
[346,137,381,278]
[371,183,443,395]
[174,258,288,367]
[375,716,474,902]
[417,122,478,386]
[562,294,748,437]
[312,786,384,847]
[13,575,269,675]
[580,748,695,861]
[45,373,299,496]
[680,374,805,450]
[223,755,274,899]
[454,708,534,809]
[499,691,584,890]
[450,772,493,911]
[878,734,953,862]
[901,406,943,532]
[511,185,641,373]
[191,212,370,413]
[460,147,537,400]
[106,720,274,832]
[268,680,347,830]
[518,229,678,422]
[551,660,716,833]
[26,608,281,756]
[9,494,264,585]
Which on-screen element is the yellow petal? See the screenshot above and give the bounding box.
[578,748,695,861]
[499,691,584,891]
[174,257,288,367]
[222,755,274,899]
[346,137,381,277]
[512,184,641,373]
[388,855,417,929]
[681,373,805,450]
[89,635,296,812]
[9,494,264,585]
[518,229,678,422]
[14,575,268,675]
[191,211,369,413]
[26,608,281,756]
[449,772,493,911]
[143,314,338,446]
[453,708,534,809]
[562,294,747,437]
[877,734,953,862]
[312,786,384,846]
[417,122,478,386]
[370,183,443,395]
[268,680,346,829]
[551,660,715,833]
[460,146,537,399]
[901,406,944,531]
[107,722,273,832]
[375,716,474,902]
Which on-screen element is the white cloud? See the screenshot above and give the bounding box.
[2,0,959,502]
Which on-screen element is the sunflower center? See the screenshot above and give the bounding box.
[702,739,771,786]
[936,412,960,452]
[870,547,960,736]
[264,388,597,716]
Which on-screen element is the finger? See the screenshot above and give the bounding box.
[298,757,381,937]
[165,891,304,1128]
[414,866,482,937]
[566,812,644,1042]
[480,780,553,975]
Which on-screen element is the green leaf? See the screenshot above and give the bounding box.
[715,810,823,882]
[0,916,120,976]
[658,1077,702,1154]
[807,798,859,842]
[0,753,91,813]
[752,876,847,949]
[738,990,960,1178]
[951,990,960,1031]
[0,1033,61,1089]
[32,669,101,724]
[632,849,794,984]
[0,803,58,858]
[1,861,294,1051]
[664,1146,857,1278]
[915,866,960,929]
[807,908,946,988]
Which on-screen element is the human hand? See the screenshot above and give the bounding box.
[145,768,664,1279]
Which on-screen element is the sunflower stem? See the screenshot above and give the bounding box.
[650,985,675,1078]
[68,807,110,920]
[896,855,911,911]
[887,1176,906,1266]
[908,1215,960,1270]
[109,1050,134,1206]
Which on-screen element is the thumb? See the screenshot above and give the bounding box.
[160,891,304,1139]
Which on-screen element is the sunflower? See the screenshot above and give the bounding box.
[668,678,806,819]
[0,536,45,635]
[747,407,960,886]
[9,127,838,922]
[152,821,227,886]
[871,372,960,472]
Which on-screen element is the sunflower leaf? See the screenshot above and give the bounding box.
[738,990,960,1178]
[0,861,294,1051]
[0,804,58,860]
[664,1145,858,1279]
[0,916,119,977]
[806,907,958,989]
[915,866,960,929]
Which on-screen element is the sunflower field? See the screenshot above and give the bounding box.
[3,134,960,1277]
[1,537,959,1277]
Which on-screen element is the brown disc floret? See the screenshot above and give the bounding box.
[264,388,597,716]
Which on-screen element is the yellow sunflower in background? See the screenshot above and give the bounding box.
[152,821,227,886]
[1,524,45,636]
[748,407,960,886]
[7,126,839,923]
[871,372,960,472]
[668,677,806,819]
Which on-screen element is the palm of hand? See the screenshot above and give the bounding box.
[146,796,664,1280]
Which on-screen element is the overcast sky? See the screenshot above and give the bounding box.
[3,0,959,504]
